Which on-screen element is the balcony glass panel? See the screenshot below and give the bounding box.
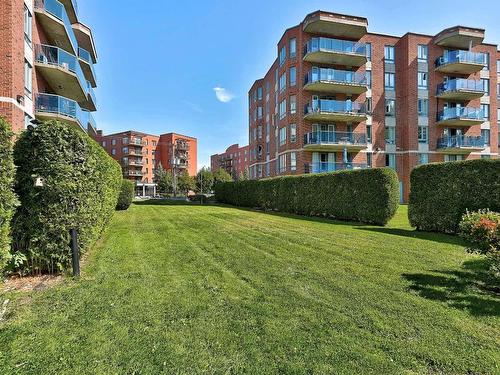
[86,81,97,105]
[437,107,484,122]
[437,135,485,149]
[437,79,484,95]
[304,131,366,145]
[78,47,97,79]
[35,93,91,131]
[436,50,486,68]
[305,37,366,56]
[305,99,366,115]
[305,162,368,174]
[305,68,367,85]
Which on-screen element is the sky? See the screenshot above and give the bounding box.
[78,0,500,169]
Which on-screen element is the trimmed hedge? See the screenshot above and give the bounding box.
[215,168,399,225]
[0,118,18,272]
[116,179,135,210]
[12,121,122,274]
[409,159,500,233]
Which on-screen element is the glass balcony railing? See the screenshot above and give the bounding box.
[86,81,97,105]
[35,93,92,131]
[304,131,367,146]
[305,37,366,56]
[437,107,484,122]
[305,100,367,116]
[78,47,97,80]
[435,50,486,68]
[437,135,485,149]
[305,68,367,86]
[305,162,368,174]
[34,0,78,54]
[437,79,484,96]
[35,44,87,92]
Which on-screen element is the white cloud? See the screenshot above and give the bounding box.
[213,86,235,103]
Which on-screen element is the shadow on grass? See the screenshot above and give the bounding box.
[133,199,212,206]
[355,227,465,246]
[403,259,500,317]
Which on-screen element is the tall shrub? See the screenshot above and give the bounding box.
[116,179,135,210]
[12,121,122,274]
[215,168,399,225]
[409,159,500,233]
[0,118,18,272]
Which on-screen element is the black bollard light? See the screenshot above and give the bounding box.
[70,228,80,277]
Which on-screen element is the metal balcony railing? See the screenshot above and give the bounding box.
[437,135,485,149]
[78,47,97,80]
[304,131,367,146]
[304,162,368,174]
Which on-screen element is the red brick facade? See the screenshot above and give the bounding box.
[245,11,499,202]
[210,144,250,178]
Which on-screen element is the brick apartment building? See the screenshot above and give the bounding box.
[210,143,250,178]
[246,10,499,201]
[97,130,197,196]
[0,0,98,136]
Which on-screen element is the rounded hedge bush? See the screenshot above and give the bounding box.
[12,121,122,274]
[409,159,500,233]
[117,179,135,210]
[215,168,399,225]
[0,117,18,272]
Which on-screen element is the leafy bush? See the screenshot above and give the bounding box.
[215,168,399,225]
[0,117,18,273]
[459,210,500,283]
[12,121,122,274]
[116,179,135,210]
[409,159,500,233]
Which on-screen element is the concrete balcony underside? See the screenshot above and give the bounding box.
[434,27,485,49]
[435,118,484,127]
[302,14,368,39]
[34,9,75,55]
[35,110,82,131]
[79,59,97,87]
[436,90,484,101]
[73,23,98,63]
[59,0,77,23]
[303,50,367,67]
[435,61,484,74]
[304,111,367,123]
[436,145,484,154]
[35,62,87,102]
[303,143,367,152]
[303,80,367,95]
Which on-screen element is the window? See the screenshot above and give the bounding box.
[418,153,429,165]
[290,38,296,58]
[385,99,395,116]
[366,43,372,61]
[290,124,296,142]
[279,127,287,146]
[366,125,372,143]
[279,99,287,119]
[102,141,107,147]
[258,125,262,139]
[111,149,116,155]
[497,84,500,99]
[257,106,263,119]
[290,95,296,114]
[418,99,429,116]
[445,154,464,162]
[385,154,396,169]
[279,73,286,92]
[418,72,428,89]
[279,154,287,173]
[122,137,129,144]
[366,98,372,113]
[24,6,32,44]
[112,139,117,146]
[366,71,371,88]
[385,126,396,144]
[279,46,286,66]
[290,67,296,86]
[481,79,490,96]
[290,152,297,171]
[417,45,428,62]
[481,129,490,145]
[24,60,32,97]
[384,45,395,62]
[481,104,490,119]
[257,87,263,100]
[385,73,395,90]
[497,60,500,74]
[366,152,372,167]
[418,126,428,143]
[482,52,490,71]
[24,114,32,129]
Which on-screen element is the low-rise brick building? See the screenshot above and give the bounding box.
[211,143,250,179]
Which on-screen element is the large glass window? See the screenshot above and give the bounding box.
[418,99,428,116]
[418,126,428,143]
[257,86,263,100]
[418,153,429,165]
[497,59,500,74]
[417,45,428,62]
[481,129,490,145]
[385,154,396,169]
[481,79,490,96]
[385,99,395,116]
[290,152,297,171]
[481,104,490,119]
[279,154,287,173]
[290,95,296,114]
[279,73,286,93]
[482,52,490,71]
[24,60,32,97]
[290,124,296,142]
[279,46,286,66]
[384,45,395,62]
[289,38,296,58]
[290,67,296,86]
[24,6,32,44]
[385,73,395,90]
[418,72,428,89]
[385,126,396,144]
[257,106,263,119]
[366,125,372,143]
[366,71,371,88]
[366,43,372,61]
[279,127,287,146]
[279,99,287,119]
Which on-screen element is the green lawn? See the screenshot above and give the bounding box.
[0,203,499,374]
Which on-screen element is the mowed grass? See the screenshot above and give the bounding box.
[0,203,499,374]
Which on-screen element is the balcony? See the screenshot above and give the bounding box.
[78,47,97,87]
[302,11,368,39]
[34,44,87,102]
[436,79,484,100]
[303,131,367,151]
[126,170,143,177]
[435,50,486,74]
[58,0,78,23]
[304,100,367,122]
[434,26,485,49]
[34,93,93,132]
[304,68,368,95]
[72,22,98,63]
[173,159,189,169]
[436,107,484,127]
[176,141,190,151]
[123,159,143,167]
[304,162,368,174]
[304,37,367,67]
[436,135,485,154]
[81,81,97,112]
[124,149,143,157]
[34,0,78,55]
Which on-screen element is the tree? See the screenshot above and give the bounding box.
[238,168,249,181]
[154,164,173,196]
[196,167,214,194]
[213,168,233,185]
[177,171,195,197]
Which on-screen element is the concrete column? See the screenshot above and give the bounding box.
[142,184,145,197]
[153,185,157,197]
